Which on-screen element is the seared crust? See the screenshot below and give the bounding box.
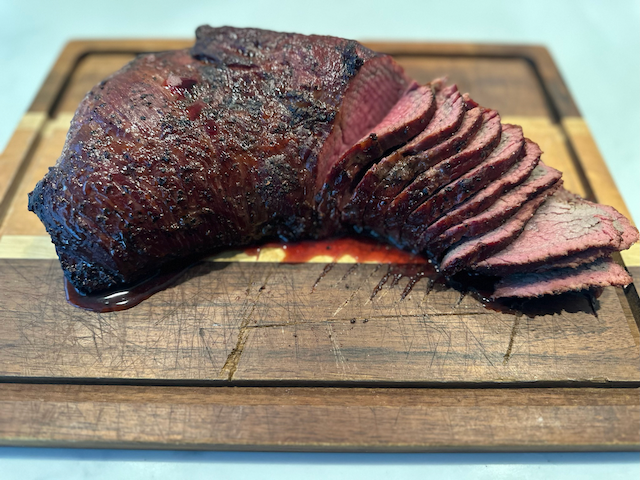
[29,27,408,292]
[28,27,639,299]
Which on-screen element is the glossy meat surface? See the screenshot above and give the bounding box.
[28,26,408,292]
[28,27,638,300]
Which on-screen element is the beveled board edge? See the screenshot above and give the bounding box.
[0,384,638,452]
[0,40,639,451]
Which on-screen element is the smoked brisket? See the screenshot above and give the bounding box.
[28,26,638,301]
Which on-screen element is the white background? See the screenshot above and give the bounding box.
[1,0,639,478]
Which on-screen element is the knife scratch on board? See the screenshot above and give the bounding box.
[503,316,520,365]
[219,268,274,380]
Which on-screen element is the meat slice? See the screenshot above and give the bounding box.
[402,123,525,248]
[430,162,562,256]
[420,139,541,247]
[491,257,633,299]
[400,83,467,154]
[440,182,562,275]
[534,247,613,271]
[28,26,411,293]
[473,188,639,274]
[384,109,502,240]
[317,83,437,229]
[401,107,482,167]
[341,84,469,227]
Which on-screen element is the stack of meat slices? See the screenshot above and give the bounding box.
[328,80,638,299]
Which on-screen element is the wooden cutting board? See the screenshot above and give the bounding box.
[0,40,638,451]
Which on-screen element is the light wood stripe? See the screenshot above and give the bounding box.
[0,112,47,212]
[503,116,587,197]
[0,235,364,264]
[2,234,637,267]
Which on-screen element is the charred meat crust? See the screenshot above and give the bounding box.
[29,27,407,293]
[28,26,639,299]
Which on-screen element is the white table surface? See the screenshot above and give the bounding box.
[1,0,639,478]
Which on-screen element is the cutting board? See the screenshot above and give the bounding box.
[0,40,638,451]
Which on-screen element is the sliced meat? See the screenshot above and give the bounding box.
[27,26,639,299]
[372,83,437,149]
[473,188,640,274]
[384,109,502,240]
[402,123,525,248]
[491,257,633,299]
[355,107,483,230]
[430,162,562,256]
[342,84,469,227]
[421,139,541,247]
[440,182,561,275]
[317,83,436,229]
[400,83,466,154]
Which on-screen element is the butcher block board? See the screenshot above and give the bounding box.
[0,40,638,452]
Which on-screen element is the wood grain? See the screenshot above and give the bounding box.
[629,267,640,297]
[0,113,45,230]
[0,115,72,237]
[0,384,637,451]
[0,40,638,451]
[0,260,637,383]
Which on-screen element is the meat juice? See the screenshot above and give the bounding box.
[65,237,436,312]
